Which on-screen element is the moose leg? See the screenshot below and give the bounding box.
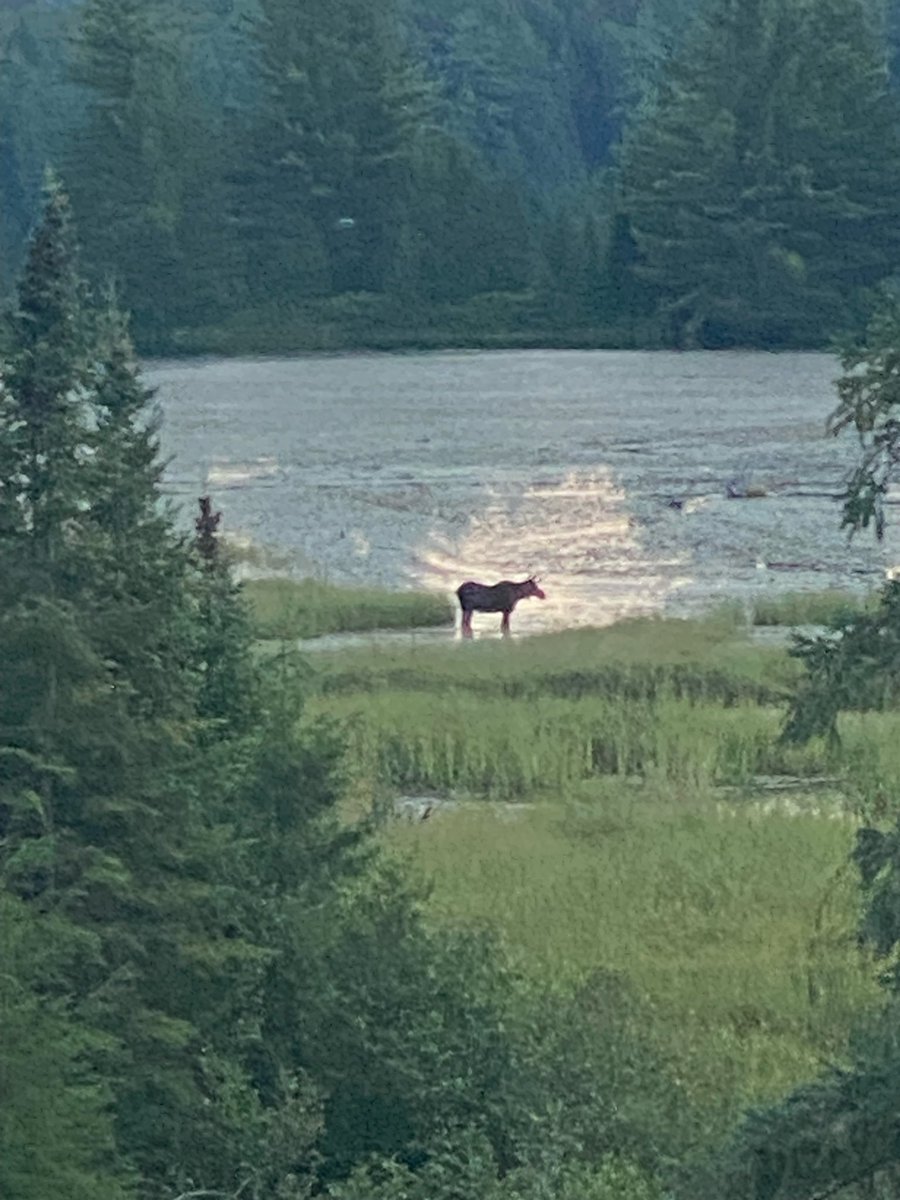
[500,610,511,636]
[461,609,473,638]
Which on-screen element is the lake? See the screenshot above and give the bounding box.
[148,349,899,635]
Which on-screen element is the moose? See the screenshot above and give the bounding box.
[456,576,546,638]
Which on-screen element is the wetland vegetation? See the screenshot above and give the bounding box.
[244,576,455,640]
[240,568,900,1197]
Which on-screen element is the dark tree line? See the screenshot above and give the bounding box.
[0,0,898,351]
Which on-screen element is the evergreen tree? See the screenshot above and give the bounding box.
[0,178,229,1196]
[0,895,132,1200]
[66,0,197,345]
[0,4,85,299]
[616,0,900,347]
[238,0,422,302]
[1,172,87,568]
[193,494,259,735]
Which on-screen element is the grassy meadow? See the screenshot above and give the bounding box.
[304,610,900,807]
[251,579,897,1154]
[386,796,879,1143]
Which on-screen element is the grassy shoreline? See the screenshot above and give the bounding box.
[242,580,897,806]
[244,576,454,640]
[750,588,876,626]
[385,794,877,1150]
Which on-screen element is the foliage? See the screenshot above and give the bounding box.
[782,302,900,743]
[327,1134,662,1200]
[782,582,900,744]
[388,795,877,1170]
[0,894,132,1200]
[3,174,717,1200]
[65,0,201,345]
[692,216,900,1200]
[829,296,900,540]
[193,496,261,734]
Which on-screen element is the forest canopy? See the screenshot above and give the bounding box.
[2,0,900,348]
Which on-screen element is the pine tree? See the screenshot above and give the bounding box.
[238,0,422,302]
[0,894,133,1200]
[0,179,240,1196]
[1,172,87,570]
[67,0,196,345]
[616,0,900,346]
[193,494,259,735]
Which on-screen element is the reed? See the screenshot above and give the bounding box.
[244,577,454,639]
[751,588,876,627]
[312,690,839,798]
[313,616,799,706]
[305,607,890,1149]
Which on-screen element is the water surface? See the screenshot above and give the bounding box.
[149,349,898,634]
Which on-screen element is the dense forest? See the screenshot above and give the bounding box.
[3,0,900,351]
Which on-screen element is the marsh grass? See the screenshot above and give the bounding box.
[387,794,880,1134]
[301,606,892,1146]
[305,618,821,797]
[300,613,900,803]
[314,616,798,704]
[244,577,454,639]
[317,691,833,797]
[751,588,876,626]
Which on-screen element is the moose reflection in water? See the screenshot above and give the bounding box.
[456,576,546,638]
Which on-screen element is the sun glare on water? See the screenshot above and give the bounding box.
[413,469,693,633]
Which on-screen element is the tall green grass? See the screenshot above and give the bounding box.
[387,796,880,1141]
[319,681,900,802]
[317,691,834,797]
[304,615,900,800]
[751,588,876,626]
[303,606,891,1148]
[314,616,798,705]
[244,577,454,639]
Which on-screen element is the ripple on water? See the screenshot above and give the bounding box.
[148,349,899,633]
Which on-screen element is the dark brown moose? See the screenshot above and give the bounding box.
[456,576,546,638]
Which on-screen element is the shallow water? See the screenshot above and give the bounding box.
[149,349,899,635]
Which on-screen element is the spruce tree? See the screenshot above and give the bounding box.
[0,895,133,1200]
[193,494,259,735]
[67,0,195,345]
[1,172,86,571]
[0,179,236,1196]
[616,0,900,346]
[79,295,200,718]
[239,0,421,301]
